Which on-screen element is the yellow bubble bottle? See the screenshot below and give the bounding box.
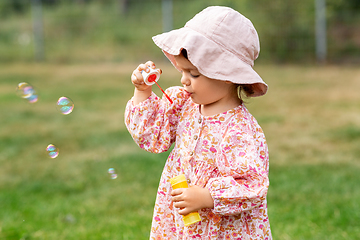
[170,174,201,226]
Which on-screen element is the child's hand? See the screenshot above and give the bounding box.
[131,61,160,91]
[131,61,161,105]
[171,185,214,216]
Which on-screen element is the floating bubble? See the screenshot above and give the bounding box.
[16,82,38,103]
[57,97,74,115]
[108,168,118,179]
[16,82,33,98]
[26,94,38,103]
[46,144,59,159]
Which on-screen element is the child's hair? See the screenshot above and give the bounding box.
[180,48,252,104]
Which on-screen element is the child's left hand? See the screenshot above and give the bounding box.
[171,185,214,216]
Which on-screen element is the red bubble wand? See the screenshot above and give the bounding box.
[142,69,173,104]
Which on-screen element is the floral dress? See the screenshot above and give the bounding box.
[125,87,272,240]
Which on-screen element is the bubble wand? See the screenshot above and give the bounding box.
[142,68,173,104]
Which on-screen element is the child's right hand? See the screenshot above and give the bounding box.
[131,61,160,91]
[131,61,162,105]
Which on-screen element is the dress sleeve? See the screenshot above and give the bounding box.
[206,121,269,215]
[125,86,189,153]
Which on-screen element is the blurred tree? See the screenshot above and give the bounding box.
[249,0,315,62]
[0,0,358,63]
[328,0,360,12]
[119,0,129,14]
[327,0,360,62]
[0,0,29,17]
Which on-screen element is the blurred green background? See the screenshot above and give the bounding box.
[1,0,360,239]
[1,0,360,63]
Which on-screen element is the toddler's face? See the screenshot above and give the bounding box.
[174,54,239,114]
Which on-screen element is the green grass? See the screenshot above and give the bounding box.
[1,63,360,239]
[269,164,360,239]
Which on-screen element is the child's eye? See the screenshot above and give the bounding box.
[190,73,200,78]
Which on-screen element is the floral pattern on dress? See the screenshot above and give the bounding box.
[125,86,272,239]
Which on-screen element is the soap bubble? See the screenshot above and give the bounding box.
[27,94,38,103]
[57,97,74,115]
[16,82,34,98]
[108,168,118,179]
[16,82,38,103]
[46,144,59,159]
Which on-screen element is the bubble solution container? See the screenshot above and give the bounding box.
[140,66,173,104]
[141,68,160,86]
[170,174,201,226]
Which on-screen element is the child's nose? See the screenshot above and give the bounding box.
[181,74,190,86]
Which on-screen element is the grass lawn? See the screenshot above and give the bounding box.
[0,62,360,239]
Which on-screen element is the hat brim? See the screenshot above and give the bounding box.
[152,26,268,97]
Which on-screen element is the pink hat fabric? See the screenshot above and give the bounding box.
[152,6,268,97]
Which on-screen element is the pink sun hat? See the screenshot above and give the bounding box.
[152,6,268,97]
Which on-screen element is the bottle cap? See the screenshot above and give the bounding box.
[170,174,187,187]
[183,212,201,226]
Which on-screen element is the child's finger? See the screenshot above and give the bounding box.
[131,71,144,85]
[178,207,192,216]
[173,201,186,209]
[144,61,162,74]
[145,61,156,69]
[137,63,150,73]
[171,193,184,203]
[170,189,183,197]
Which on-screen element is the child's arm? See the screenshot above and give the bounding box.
[206,126,269,216]
[125,64,190,154]
[171,185,214,215]
[130,61,159,105]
